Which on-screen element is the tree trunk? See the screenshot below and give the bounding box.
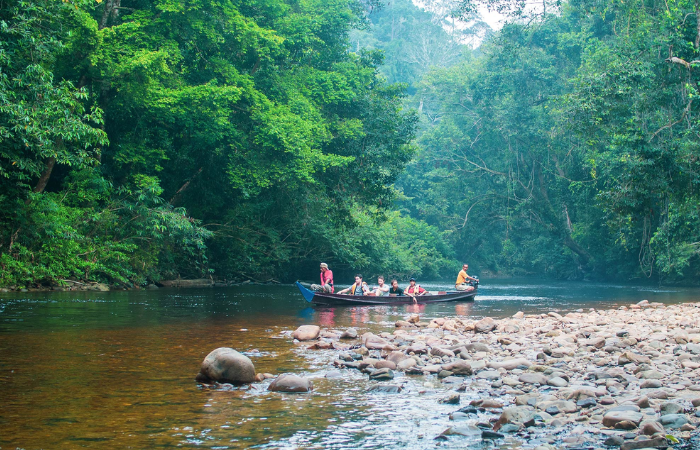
[170,167,203,206]
[696,0,700,49]
[33,157,56,194]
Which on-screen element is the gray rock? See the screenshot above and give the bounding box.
[438,425,481,437]
[577,398,596,408]
[547,376,568,387]
[340,328,358,339]
[369,368,394,380]
[639,420,664,436]
[441,360,473,375]
[475,317,497,333]
[602,410,643,428]
[397,358,417,371]
[640,379,663,389]
[659,413,688,429]
[519,373,548,385]
[637,370,664,380]
[439,393,461,404]
[197,347,256,384]
[268,374,312,392]
[620,437,668,450]
[367,385,402,393]
[660,402,683,415]
[465,342,490,352]
[493,405,535,431]
[477,370,501,380]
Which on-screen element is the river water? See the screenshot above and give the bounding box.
[1,279,699,449]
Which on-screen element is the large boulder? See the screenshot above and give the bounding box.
[293,325,321,341]
[197,347,256,384]
[268,374,313,392]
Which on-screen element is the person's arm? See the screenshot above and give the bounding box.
[325,270,334,286]
[337,285,351,295]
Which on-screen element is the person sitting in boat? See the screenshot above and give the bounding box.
[369,276,390,296]
[337,274,370,295]
[389,279,404,296]
[455,264,477,292]
[310,262,334,293]
[405,277,427,303]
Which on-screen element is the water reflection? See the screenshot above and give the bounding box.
[1,280,700,449]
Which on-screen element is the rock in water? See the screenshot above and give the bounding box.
[293,325,321,341]
[197,347,256,384]
[268,374,313,392]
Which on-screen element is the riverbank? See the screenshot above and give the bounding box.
[297,300,700,449]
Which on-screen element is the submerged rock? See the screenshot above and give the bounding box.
[197,347,256,384]
[268,374,312,392]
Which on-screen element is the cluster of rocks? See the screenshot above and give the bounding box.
[293,300,700,449]
[196,345,314,393]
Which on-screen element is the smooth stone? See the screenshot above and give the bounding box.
[292,325,321,341]
[499,423,521,433]
[268,374,312,393]
[487,358,531,370]
[438,425,481,437]
[438,393,461,405]
[474,317,497,333]
[659,413,688,429]
[340,328,358,339]
[660,402,683,415]
[482,430,505,439]
[493,406,535,431]
[374,360,397,370]
[637,370,664,380]
[602,410,643,428]
[368,385,402,393]
[620,437,669,450]
[640,379,662,389]
[547,376,569,387]
[369,368,394,380]
[519,373,548,385]
[639,420,664,436]
[397,358,417,371]
[197,347,256,384]
[477,370,501,380]
[577,398,597,408]
[441,360,473,375]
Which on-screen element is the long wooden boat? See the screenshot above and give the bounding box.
[295,281,477,306]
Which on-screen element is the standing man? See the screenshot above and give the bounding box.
[311,262,334,293]
[455,264,477,291]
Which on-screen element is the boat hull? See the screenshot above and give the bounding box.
[295,282,477,305]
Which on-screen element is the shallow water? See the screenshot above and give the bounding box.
[1,279,699,449]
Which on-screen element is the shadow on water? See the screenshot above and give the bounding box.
[1,280,699,449]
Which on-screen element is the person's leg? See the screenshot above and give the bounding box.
[321,284,332,293]
[310,284,322,291]
[455,284,467,291]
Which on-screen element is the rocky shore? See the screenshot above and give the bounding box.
[294,300,700,449]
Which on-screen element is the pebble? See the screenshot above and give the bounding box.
[311,302,700,448]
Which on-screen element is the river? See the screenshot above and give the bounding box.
[1,279,699,449]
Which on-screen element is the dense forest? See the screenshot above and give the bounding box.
[1,0,700,287]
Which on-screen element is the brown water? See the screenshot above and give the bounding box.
[1,280,699,449]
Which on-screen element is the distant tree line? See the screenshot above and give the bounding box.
[3,0,700,287]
